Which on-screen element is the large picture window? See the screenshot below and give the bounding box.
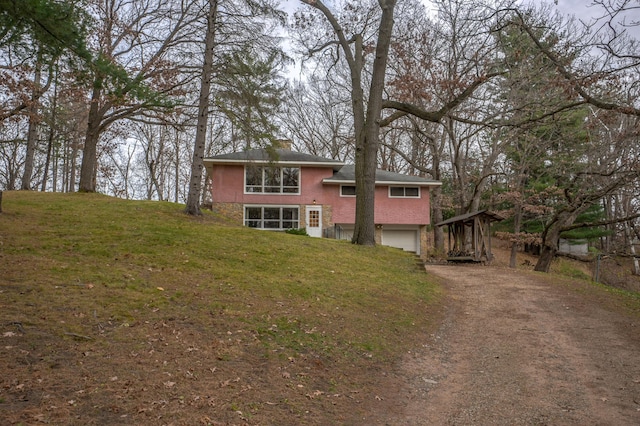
[245,166,299,194]
[389,186,420,198]
[245,206,300,229]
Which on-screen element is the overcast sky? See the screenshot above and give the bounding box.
[545,0,639,38]
[281,0,637,31]
[551,0,600,22]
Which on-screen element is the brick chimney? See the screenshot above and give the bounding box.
[276,139,292,150]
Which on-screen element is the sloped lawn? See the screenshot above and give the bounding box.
[0,191,442,425]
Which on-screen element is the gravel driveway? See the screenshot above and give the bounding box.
[384,264,640,425]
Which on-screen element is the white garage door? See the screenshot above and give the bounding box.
[382,229,419,253]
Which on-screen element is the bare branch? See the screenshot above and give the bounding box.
[509,8,640,117]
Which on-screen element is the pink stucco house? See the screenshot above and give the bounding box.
[203,147,441,256]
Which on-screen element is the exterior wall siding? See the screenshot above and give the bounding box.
[207,164,433,230]
[328,186,431,225]
[209,164,335,206]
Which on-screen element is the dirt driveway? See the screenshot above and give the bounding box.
[382,264,640,425]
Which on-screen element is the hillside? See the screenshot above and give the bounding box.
[0,191,441,425]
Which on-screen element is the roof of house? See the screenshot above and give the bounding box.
[204,148,441,186]
[204,148,344,170]
[323,165,441,187]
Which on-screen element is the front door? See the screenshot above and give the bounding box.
[306,206,322,238]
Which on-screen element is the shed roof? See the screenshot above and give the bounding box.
[436,210,504,227]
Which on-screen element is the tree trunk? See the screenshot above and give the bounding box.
[174,136,180,203]
[79,84,103,192]
[21,60,42,190]
[52,142,58,191]
[431,127,446,254]
[534,210,580,272]
[185,0,218,215]
[68,137,79,192]
[41,126,54,191]
[41,68,59,192]
[602,196,613,252]
[352,0,397,246]
[535,243,557,272]
[510,201,522,268]
[624,221,640,275]
[301,0,397,246]
[349,33,368,245]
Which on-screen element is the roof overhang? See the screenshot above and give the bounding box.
[322,178,442,187]
[203,158,344,170]
[202,158,344,170]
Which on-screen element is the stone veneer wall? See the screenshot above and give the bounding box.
[419,225,432,260]
[374,226,383,245]
[322,204,333,232]
[211,202,243,224]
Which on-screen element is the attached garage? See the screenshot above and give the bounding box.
[382,228,419,254]
[335,225,421,255]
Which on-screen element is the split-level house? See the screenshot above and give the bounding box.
[203,147,441,257]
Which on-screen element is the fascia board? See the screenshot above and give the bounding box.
[204,159,343,168]
[323,179,442,187]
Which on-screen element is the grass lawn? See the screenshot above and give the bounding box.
[0,191,442,425]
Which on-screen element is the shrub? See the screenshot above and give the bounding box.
[285,228,308,236]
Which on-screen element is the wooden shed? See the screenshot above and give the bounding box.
[436,210,504,263]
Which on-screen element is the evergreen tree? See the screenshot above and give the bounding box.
[215,48,285,149]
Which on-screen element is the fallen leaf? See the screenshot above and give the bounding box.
[306,390,324,399]
[164,381,176,388]
[157,287,164,291]
[3,332,16,337]
[33,414,47,423]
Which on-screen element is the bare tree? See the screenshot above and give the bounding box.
[280,77,354,161]
[78,0,201,192]
[381,0,511,252]
[297,0,398,246]
[185,0,219,216]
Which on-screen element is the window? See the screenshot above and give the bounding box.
[389,186,420,198]
[245,166,300,194]
[308,210,320,227]
[340,185,356,196]
[244,206,299,230]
